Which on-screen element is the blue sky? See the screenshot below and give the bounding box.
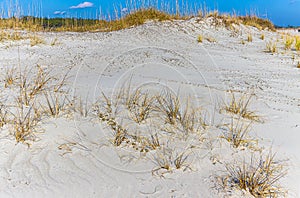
[0,0,299,27]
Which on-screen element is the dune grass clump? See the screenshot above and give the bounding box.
[197,35,217,43]
[30,34,45,46]
[0,103,8,128]
[75,96,91,118]
[42,91,69,117]
[266,41,277,53]
[156,91,181,125]
[123,87,155,124]
[156,91,207,135]
[197,35,203,43]
[222,91,261,122]
[295,36,300,51]
[180,104,207,134]
[247,34,253,42]
[17,65,53,106]
[222,151,287,197]
[11,103,41,142]
[260,34,265,40]
[221,119,256,148]
[152,148,191,176]
[284,36,294,50]
[3,66,18,88]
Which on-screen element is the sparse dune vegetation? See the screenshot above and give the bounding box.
[197,34,203,43]
[296,36,300,51]
[29,34,45,46]
[220,151,287,197]
[266,40,277,53]
[222,91,261,122]
[285,36,294,50]
[0,0,299,197]
[247,34,253,42]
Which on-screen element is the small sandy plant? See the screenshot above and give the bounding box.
[284,36,294,50]
[42,91,68,117]
[260,34,265,40]
[222,151,287,197]
[221,118,255,148]
[3,66,17,88]
[266,41,277,53]
[152,148,172,176]
[156,90,181,125]
[76,95,90,117]
[247,34,253,42]
[30,34,45,46]
[124,87,155,124]
[295,36,300,51]
[0,103,8,128]
[11,102,41,142]
[174,152,190,170]
[179,101,207,136]
[197,35,203,43]
[17,65,53,106]
[29,65,53,97]
[147,133,160,150]
[297,61,300,69]
[222,91,260,122]
[152,148,191,176]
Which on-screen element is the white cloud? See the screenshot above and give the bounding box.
[70,2,93,9]
[121,8,128,13]
[54,11,66,15]
[289,0,300,4]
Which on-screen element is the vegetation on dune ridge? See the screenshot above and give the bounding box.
[0,8,275,32]
[0,8,186,32]
[208,11,275,31]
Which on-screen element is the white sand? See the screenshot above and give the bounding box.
[0,18,300,197]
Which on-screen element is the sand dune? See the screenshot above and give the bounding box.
[0,17,299,197]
